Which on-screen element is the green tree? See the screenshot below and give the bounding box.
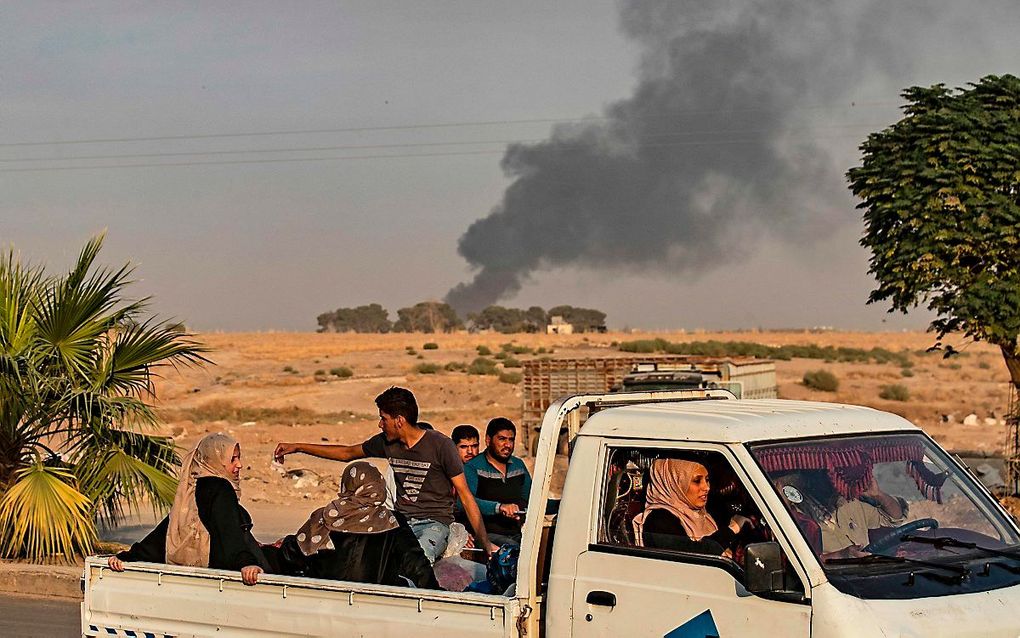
[315,311,336,333]
[392,301,463,333]
[525,306,547,332]
[468,305,546,333]
[0,236,208,561]
[547,305,607,333]
[848,75,1020,393]
[317,303,391,333]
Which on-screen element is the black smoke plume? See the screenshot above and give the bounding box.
[446,0,985,313]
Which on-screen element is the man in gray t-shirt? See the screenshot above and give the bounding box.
[274,387,492,563]
[361,429,462,524]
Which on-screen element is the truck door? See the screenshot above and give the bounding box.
[570,444,810,637]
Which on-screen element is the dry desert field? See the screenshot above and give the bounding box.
[147,330,1014,530]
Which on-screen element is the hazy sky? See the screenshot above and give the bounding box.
[2,1,1017,331]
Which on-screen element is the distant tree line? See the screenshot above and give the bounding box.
[316,302,606,334]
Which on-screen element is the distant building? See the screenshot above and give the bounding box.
[546,316,574,335]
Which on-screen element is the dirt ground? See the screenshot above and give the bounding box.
[149,330,1015,515]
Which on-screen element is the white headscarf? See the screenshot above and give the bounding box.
[165,433,240,567]
[633,459,719,546]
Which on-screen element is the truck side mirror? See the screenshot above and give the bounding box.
[743,542,785,594]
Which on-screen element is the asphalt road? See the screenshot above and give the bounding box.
[0,594,79,637]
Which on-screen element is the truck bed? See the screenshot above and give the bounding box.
[81,558,519,638]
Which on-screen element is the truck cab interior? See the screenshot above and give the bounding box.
[598,446,803,594]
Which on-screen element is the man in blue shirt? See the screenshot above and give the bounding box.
[463,417,532,546]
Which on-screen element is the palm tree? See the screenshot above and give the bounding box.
[0,235,208,561]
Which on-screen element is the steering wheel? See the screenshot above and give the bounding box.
[863,518,939,554]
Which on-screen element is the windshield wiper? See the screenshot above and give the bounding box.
[824,552,970,584]
[901,535,1020,561]
[825,553,968,574]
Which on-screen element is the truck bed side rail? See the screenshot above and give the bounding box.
[82,558,518,638]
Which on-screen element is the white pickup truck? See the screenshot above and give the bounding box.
[83,390,1020,637]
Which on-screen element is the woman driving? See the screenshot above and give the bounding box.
[632,458,751,556]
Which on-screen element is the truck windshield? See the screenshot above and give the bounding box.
[748,433,1020,599]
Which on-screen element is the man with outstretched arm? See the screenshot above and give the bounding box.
[274,386,493,564]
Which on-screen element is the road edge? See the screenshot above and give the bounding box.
[0,562,83,601]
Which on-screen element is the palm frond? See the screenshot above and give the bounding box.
[61,390,159,435]
[0,249,44,357]
[102,318,210,397]
[63,233,105,291]
[0,462,95,562]
[81,450,178,525]
[32,263,133,383]
[71,428,179,524]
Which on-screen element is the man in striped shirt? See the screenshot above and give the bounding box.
[463,417,532,546]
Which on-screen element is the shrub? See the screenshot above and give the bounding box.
[900,368,915,378]
[329,367,354,378]
[499,371,523,384]
[536,347,547,354]
[502,356,522,368]
[413,363,441,374]
[314,369,326,376]
[405,349,417,356]
[501,343,532,355]
[423,342,439,350]
[802,369,839,392]
[879,384,910,401]
[618,339,667,353]
[468,357,500,376]
[164,400,372,426]
[978,360,992,369]
[493,351,508,360]
[476,345,492,356]
[444,361,467,372]
[619,338,912,366]
[282,365,296,373]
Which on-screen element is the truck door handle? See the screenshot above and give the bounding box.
[586,590,617,607]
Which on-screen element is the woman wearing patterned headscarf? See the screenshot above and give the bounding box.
[108,433,270,585]
[632,458,751,556]
[274,461,438,588]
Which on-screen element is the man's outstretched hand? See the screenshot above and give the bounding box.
[273,442,298,463]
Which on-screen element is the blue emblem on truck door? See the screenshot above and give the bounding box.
[664,609,719,638]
